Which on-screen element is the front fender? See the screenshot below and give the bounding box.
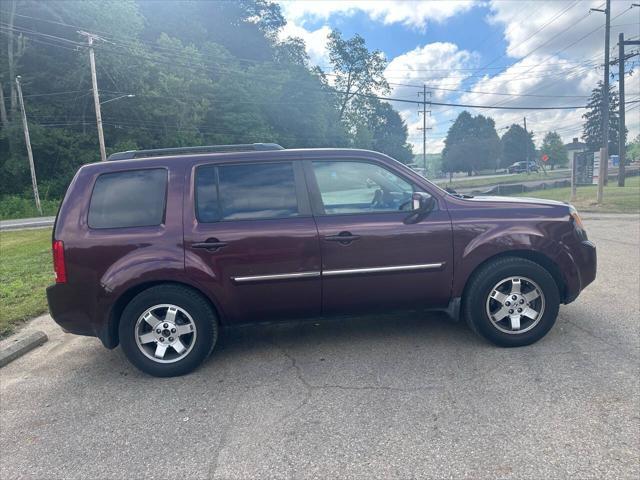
[452,221,580,300]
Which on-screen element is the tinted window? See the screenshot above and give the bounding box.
[196,163,299,222]
[88,169,167,228]
[312,161,414,214]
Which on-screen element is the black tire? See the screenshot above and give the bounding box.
[463,257,560,347]
[119,284,218,377]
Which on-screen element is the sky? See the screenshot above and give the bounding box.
[277,0,640,154]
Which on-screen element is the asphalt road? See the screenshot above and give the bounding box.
[440,168,570,183]
[0,216,55,231]
[1,215,638,479]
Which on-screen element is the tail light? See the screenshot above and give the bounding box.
[52,240,67,283]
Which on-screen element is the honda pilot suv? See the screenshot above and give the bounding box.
[47,144,596,377]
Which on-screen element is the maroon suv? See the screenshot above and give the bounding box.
[47,144,596,377]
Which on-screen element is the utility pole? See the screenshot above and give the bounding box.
[591,0,610,202]
[616,32,640,187]
[79,31,106,162]
[15,76,42,215]
[618,32,626,187]
[523,116,530,174]
[417,85,432,174]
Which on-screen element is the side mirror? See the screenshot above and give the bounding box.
[404,192,435,225]
[411,192,435,212]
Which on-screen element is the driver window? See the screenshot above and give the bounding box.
[311,161,415,214]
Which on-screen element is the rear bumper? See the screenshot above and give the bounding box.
[46,283,100,339]
[565,240,597,303]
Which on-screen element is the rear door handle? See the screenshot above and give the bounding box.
[192,240,228,251]
[324,232,361,244]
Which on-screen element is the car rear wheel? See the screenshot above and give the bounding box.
[119,285,218,377]
[463,257,560,347]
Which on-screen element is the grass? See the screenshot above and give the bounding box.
[0,228,53,338]
[511,175,640,213]
[0,195,60,220]
[434,169,569,190]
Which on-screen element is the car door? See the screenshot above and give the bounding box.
[184,159,321,324]
[305,158,453,314]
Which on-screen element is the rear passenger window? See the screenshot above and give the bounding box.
[88,169,167,228]
[196,163,299,222]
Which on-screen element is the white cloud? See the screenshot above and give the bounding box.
[386,42,478,98]
[276,0,639,152]
[384,42,479,153]
[488,0,639,61]
[279,0,477,29]
[468,0,640,146]
[457,54,603,147]
[279,22,332,66]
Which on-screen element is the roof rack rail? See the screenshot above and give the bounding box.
[107,143,284,161]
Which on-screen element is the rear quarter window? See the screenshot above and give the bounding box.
[88,168,167,229]
[195,162,299,222]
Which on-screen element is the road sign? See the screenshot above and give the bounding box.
[575,151,594,185]
[541,154,549,162]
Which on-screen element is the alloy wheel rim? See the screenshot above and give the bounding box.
[485,276,545,335]
[134,304,197,363]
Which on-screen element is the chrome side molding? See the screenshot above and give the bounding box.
[323,263,444,277]
[232,263,444,284]
[232,271,321,284]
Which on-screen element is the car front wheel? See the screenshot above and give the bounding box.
[463,257,560,347]
[119,285,218,377]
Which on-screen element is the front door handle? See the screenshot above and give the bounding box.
[192,239,228,251]
[324,231,361,244]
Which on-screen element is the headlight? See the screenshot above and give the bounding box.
[569,205,587,240]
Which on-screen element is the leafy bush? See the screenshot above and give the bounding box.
[0,195,60,220]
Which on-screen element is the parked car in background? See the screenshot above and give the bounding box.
[508,161,540,174]
[47,144,596,377]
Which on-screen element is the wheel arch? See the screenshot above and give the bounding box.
[102,280,223,349]
[459,250,567,310]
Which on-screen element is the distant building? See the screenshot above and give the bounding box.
[565,138,587,153]
[565,137,588,167]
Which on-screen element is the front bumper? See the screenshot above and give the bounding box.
[565,240,597,303]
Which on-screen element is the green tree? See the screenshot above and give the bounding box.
[367,100,413,163]
[582,80,625,155]
[139,0,285,61]
[540,131,568,170]
[0,0,411,203]
[500,124,535,169]
[326,29,389,122]
[442,111,500,175]
[627,134,640,162]
[0,0,145,196]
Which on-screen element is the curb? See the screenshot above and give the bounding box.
[0,331,48,368]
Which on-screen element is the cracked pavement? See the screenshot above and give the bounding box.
[1,215,638,479]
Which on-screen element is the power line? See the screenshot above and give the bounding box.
[6,24,593,111]
[385,81,592,98]
[479,0,583,70]
[0,17,615,93]
[428,4,633,120]
[479,5,635,111]
[21,89,91,98]
[0,10,619,87]
[347,92,590,110]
